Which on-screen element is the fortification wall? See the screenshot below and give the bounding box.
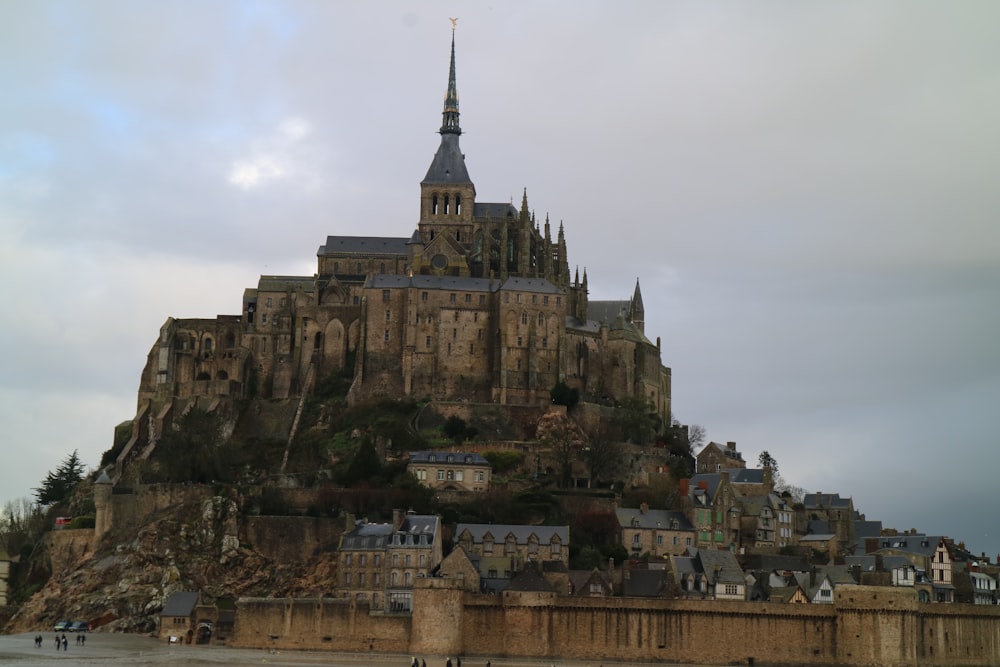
[231,585,1000,667]
[231,598,410,653]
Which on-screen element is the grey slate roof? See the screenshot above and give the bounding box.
[409,450,490,466]
[697,548,745,585]
[587,300,632,324]
[729,468,765,484]
[623,568,667,597]
[257,275,315,291]
[318,236,411,256]
[340,515,440,551]
[455,523,569,545]
[422,134,472,185]
[803,493,852,510]
[615,507,694,532]
[473,202,518,219]
[497,276,563,294]
[741,554,810,573]
[161,591,199,617]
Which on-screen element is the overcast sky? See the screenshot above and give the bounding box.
[2,2,998,558]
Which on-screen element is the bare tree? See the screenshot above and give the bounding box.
[687,424,706,452]
[0,497,46,558]
[582,435,622,487]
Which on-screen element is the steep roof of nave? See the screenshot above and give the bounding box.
[256,275,316,291]
[318,235,410,256]
[498,276,564,295]
[472,202,518,218]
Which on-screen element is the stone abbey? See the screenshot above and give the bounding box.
[137,31,671,421]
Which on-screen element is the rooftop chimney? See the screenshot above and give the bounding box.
[727,441,736,450]
[640,502,649,514]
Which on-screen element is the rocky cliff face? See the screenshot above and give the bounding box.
[5,489,341,634]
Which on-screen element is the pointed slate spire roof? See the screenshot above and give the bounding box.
[440,25,461,136]
[422,25,471,185]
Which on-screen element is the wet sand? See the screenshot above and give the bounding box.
[0,633,659,667]
[0,632,415,666]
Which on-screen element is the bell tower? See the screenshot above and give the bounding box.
[419,22,477,246]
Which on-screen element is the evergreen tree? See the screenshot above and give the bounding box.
[33,450,85,505]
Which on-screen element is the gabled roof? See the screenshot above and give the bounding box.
[473,202,517,219]
[318,236,411,256]
[341,515,439,550]
[615,507,694,531]
[728,468,765,484]
[497,276,563,295]
[623,569,667,597]
[568,568,613,596]
[456,523,569,545]
[741,554,810,573]
[802,493,852,510]
[505,562,553,592]
[162,591,199,617]
[698,549,744,585]
[876,535,949,559]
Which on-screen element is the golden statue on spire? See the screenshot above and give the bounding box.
[450,17,458,30]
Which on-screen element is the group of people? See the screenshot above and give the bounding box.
[32,633,85,650]
[411,657,469,667]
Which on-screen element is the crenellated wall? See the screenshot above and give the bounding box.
[231,584,1000,666]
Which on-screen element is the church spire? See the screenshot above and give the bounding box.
[440,21,461,135]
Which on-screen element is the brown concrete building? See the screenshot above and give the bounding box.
[407,450,491,493]
[615,503,695,558]
[696,441,746,473]
[337,511,442,612]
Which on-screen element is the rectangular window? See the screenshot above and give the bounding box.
[385,310,391,322]
[516,293,521,303]
[384,330,389,342]
[656,535,664,545]
[382,290,391,302]
[437,470,445,480]
[544,295,549,305]
[455,470,463,481]
[479,294,485,305]
[556,296,561,306]
[426,336,431,347]
[422,291,428,301]
[446,470,454,480]
[532,294,537,303]
[450,293,456,303]
[465,293,471,303]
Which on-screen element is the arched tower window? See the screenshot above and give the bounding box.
[444,195,450,215]
[455,194,462,215]
[432,194,439,215]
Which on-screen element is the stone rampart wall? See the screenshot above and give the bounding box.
[231,585,1000,667]
[231,598,411,653]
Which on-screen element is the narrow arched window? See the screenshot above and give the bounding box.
[444,195,450,215]
[432,194,439,215]
[455,195,462,215]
